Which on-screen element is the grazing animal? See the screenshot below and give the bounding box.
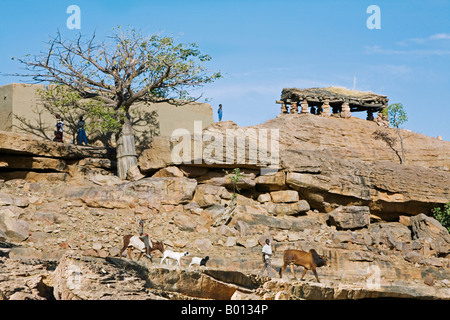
[160,250,190,266]
[189,256,209,267]
[119,235,165,262]
[279,249,328,282]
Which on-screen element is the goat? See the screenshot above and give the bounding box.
[119,235,164,262]
[189,256,209,267]
[279,249,328,283]
[160,250,190,266]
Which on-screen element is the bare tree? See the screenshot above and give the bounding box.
[372,129,403,164]
[381,103,408,164]
[11,26,221,178]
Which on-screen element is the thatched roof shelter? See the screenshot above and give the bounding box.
[276,87,389,119]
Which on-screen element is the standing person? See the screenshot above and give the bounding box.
[218,104,223,121]
[77,116,88,146]
[138,219,152,259]
[260,238,275,277]
[54,115,64,142]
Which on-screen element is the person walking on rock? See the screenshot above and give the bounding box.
[54,115,64,142]
[77,116,88,146]
[138,219,152,259]
[260,238,275,277]
[218,104,223,121]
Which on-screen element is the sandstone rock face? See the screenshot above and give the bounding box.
[258,114,450,170]
[0,130,114,182]
[51,251,257,300]
[136,115,450,218]
[62,177,197,209]
[285,156,450,219]
[260,278,450,300]
[0,131,111,159]
[1,115,450,301]
[51,251,161,300]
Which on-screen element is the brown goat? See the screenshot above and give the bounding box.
[279,249,328,282]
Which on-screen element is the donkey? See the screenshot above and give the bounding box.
[119,235,165,262]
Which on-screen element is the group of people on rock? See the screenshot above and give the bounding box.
[53,103,224,145]
[53,114,88,146]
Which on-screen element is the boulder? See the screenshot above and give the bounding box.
[410,213,450,255]
[0,206,29,241]
[404,251,423,264]
[173,214,197,232]
[192,184,232,208]
[265,200,310,216]
[329,206,370,230]
[217,224,239,237]
[0,193,29,207]
[146,267,256,300]
[255,171,286,191]
[195,170,256,190]
[179,166,209,178]
[202,204,225,218]
[234,220,250,236]
[369,222,412,248]
[193,238,212,251]
[153,166,185,178]
[64,185,138,209]
[126,165,145,182]
[257,193,271,203]
[137,136,174,172]
[331,231,353,243]
[88,174,123,186]
[270,190,299,203]
[132,177,197,205]
[0,214,29,242]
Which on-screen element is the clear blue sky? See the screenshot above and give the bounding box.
[1,0,449,140]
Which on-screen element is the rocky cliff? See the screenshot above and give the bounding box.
[0,114,449,300]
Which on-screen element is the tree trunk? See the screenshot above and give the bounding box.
[116,119,138,179]
[396,127,405,164]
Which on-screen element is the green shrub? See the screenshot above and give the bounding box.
[224,168,243,199]
[431,202,450,232]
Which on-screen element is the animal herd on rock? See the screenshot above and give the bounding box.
[119,219,328,282]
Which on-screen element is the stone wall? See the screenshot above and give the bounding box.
[0,83,213,143]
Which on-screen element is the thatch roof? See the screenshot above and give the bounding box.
[279,87,388,111]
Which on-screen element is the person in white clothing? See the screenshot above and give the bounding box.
[260,238,275,277]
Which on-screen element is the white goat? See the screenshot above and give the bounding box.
[189,256,210,268]
[160,250,189,266]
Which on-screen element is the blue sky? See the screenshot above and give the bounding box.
[1,0,449,140]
